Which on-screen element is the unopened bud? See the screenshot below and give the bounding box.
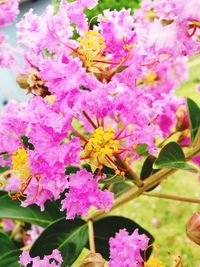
[16,70,50,98]
[186,212,200,245]
[16,74,29,89]
[79,253,105,267]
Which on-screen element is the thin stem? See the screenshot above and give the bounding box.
[82,111,97,129]
[157,131,176,148]
[86,143,200,221]
[115,155,143,187]
[143,192,200,204]
[88,220,96,253]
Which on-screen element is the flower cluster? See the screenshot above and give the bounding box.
[19,228,150,267]
[0,0,19,68]
[109,229,149,267]
[19,249,63,267]
[0,0,200,221]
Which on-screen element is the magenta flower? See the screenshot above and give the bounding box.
[19,249,63,267]
[0,0,19,26]
[109,229,149,267]
[61,169,114,219]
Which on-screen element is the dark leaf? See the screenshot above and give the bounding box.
[65,165,80,175]
[0,192,63,228]
[0,232,20,267]
[0,165,10,174]
[111,181,131,197]
[21,136,34,150]
[140,156,160,191]
[136,144,150,157]
[87,216,154,261]
[154,142,195,170]
[30,218,88,266]
[187,98,200,142]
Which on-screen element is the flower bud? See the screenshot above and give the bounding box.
[79,253,105,267]
[16,71,50,98]
[186,212,200,245]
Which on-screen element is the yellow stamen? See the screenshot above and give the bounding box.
[12,148,31,180]
[82,126,120,172]
[77,30,108,73]
[144,258,166,267]
[143,70,158,85]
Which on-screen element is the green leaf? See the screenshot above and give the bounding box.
[111,181,131,197]
[65,165,80,175]
[21,136,34,150]
[154,142,194,170]
[136,144,150,157]
[0,165,10,174]
[99,174,123,185]
[0,192,63,228]
[140,155,160,191]
[0,232,20,267]
[53,0,61,14]
[30,218,88,266]
[86,0,140,21]
[0,250,20,267]
[187,98,200,142]
[87,216,154,261]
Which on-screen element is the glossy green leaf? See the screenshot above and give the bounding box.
[153,142,194,170]
[0,192,63,227]
[87,216,154,261]
[30,218,88,266]
[187,98,200,142]
[0,232,20,267]
[136,144,150,157]
[140,155,160,191]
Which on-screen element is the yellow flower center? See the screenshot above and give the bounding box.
[82,126,120,172]
[145,9,158,22]
[77,30,108,73]
[12,148,31,180]
[144,258,166,267]
[143,70,158,86]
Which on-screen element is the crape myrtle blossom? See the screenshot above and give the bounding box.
[109,229,149,267]
[0,0,19,26]
[61,169,114,219]
[0,0,200,219]
[134,0,200,57]
[0,0,19,68]
[19,249,63,267]
[19,228,149,266]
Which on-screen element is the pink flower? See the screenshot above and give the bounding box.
[25,225,43,246]
[17,7,73,54]
[109,229,149,267]
[61,169,114,219]
[2,219,15,232]
[19,249,63,267]
[0,0,19,26]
